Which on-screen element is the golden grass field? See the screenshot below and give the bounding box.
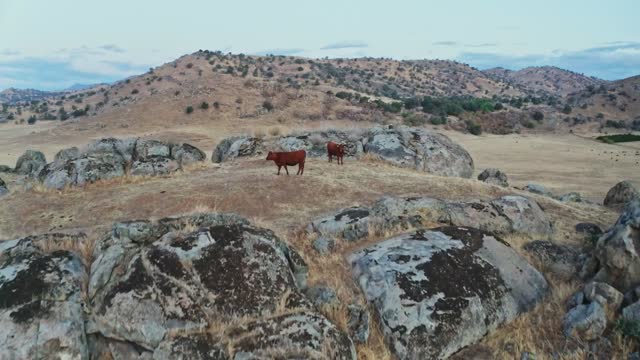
[1,115,639,358]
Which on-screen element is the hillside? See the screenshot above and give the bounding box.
[484,66,607,97]
[0,88,65,104]
[1,51,639,136]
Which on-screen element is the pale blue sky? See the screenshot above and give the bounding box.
[1,0,638,90]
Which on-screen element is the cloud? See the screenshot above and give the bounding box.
[99,44,126,53]
[458,42,640,80]
[321,41,368,50]
[432,41,458,46]
[0,49,21,56]
[252,48,305,56]
[0,56,148,91]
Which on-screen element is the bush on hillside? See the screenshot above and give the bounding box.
[185,106,194,114]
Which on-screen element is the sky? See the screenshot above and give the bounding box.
[1,0,639,90]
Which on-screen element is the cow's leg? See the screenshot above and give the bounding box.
[328,154,332,163]
[298,161,304,175]
[284,166,289,175]
[277,165,281,175]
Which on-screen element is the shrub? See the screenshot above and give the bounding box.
[466,120,482,135]
[616,319,640,340]
[131,89,139,94]
[262,100,274,111]
[297,66,304,71]
[532,111,544,121]
[200,102,209,110]
[186,63,193,69]
[562,105,572,114]
[525,121,535,129]
[185,106,194,114]
[27,115,37,125]
[430,116,447,125]
[403,113,428,126]
[494,102,504,110]
[213,102,220,109]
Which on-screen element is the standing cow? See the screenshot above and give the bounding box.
[327,141,345,165]
[266,150,306,175]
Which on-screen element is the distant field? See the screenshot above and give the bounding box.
[596,133,640,143]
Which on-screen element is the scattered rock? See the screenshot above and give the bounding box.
[563,302,607,341]
[347,304,370,344]
[312,236,335,254]
[477,168,508,187]
[14,149,46,177]
[0,235,88,359]
[523,240,583,280]
[558,192,583,203]
[622,301,640,322]
[53,146,80,164]
[364,125,474,178]
[604,181,640,209]
[525,183,551,196]
[172,143,207,168]
[583,282,623,310]
[305,285,337,306]
[0,177,7,196]
[212,136,263,163]
[575,223,603,238]
[593,200,640,290]
[349,226,548,359]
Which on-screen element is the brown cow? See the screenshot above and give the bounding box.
[327,141,345,165]
[266,150,306,175]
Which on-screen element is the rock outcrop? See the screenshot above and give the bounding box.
[477,168,508,187]
[37,138,206,189]
[0,235,87,359]
[14,150,46,177]
[86,213,354,359]
[593,201,640,290]
[604,181,640,209]
[349,226,548,359]
[308,195,553,247]
[213,126,474,178]
[523,240,584,280]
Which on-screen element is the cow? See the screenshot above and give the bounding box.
[327,141,345,165]
[266,150,306,175]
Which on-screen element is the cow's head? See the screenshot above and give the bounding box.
[266,151,276,161]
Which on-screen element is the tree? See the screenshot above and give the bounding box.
[27,115,37,125]
[200,101,209,110]
[466,120,482,135]
[562,105,572,114]
[532,111,544,121]
[185,106,194,114]
[262,100,274,111]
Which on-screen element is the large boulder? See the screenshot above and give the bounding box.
[593,201,640,290]
[0,235,87,359]
[212,136,263,163]
[308,206,374,241]
[130,139,178,176]
[349,226,548,359]
[86,137,137,162]
[477,168,508,187]
[40,152,127,189]
[87,213,354,358]
[363,125,474,178]
[604,181,640,209]
[14,150,46,177]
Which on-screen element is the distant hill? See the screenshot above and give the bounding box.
[0,88,64,104]
[1,51,638,134]
[63,83,110,92]
[483,66,607,97]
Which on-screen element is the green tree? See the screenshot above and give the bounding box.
[532,111,544,121]
[185,106,194,114]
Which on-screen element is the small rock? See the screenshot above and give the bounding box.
[347,304,370,344]
[0,177,7,196]
[305,285,337,306]
[521,352,536,360]
[629,352,640,360]
[575,223,603,237]
[558,192,583,203]
[526,183,552,197]
[477,168,508,187]
[563,302,607,341]
[313,236,335,254]
[566,291,585,310]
